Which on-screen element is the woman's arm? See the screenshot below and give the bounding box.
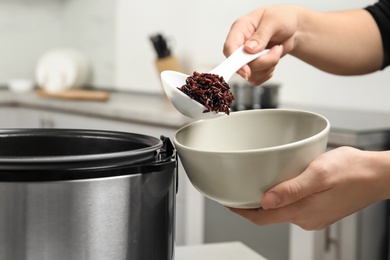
[292,8,383,75]
[224,6,384,84]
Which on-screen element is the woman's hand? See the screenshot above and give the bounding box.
[223,6,300,85]
[229,147,390,230]
[223,5,383,85]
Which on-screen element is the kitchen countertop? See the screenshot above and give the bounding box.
[280,103,390,149]
[0,89,193,128]
[2,89,390,149]
[176,242,267,260]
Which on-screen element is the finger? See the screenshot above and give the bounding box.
[247,67,274,86]
[243,9,276,53]
[236,65,251,80]
[261,168,325,210]
[224,18,252,57]
[248,44,283,72]
[245,45,283,84]
[229,197,335,230]
[237,65,273,84]
[230,41,283,83]
[224,9,266,57]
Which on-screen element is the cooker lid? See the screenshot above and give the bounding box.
[0,129,164,180]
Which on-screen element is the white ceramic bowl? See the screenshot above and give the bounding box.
[35,49,90,93]
[174,109,330,208]
[8,79,35,93]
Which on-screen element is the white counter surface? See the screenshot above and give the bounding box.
[176,242,268,260]
[0,90,193,128]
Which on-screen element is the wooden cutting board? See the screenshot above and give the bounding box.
[37,89,110,101]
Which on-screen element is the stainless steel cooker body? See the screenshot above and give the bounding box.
[0,129,177,260]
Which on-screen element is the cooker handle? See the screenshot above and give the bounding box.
[138,136,178,193]
[160,135,175,159]
[160,136,179,194]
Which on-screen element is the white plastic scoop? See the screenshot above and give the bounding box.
[161,46,270,120]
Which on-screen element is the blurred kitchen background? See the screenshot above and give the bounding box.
[1,0,389,111]
[1,0,390,260]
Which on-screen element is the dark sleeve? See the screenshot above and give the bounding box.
[365,0,390,69]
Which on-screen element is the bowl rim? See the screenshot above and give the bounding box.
[174,108,330,154]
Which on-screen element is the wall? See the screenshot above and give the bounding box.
[116,0,390,113]
[1,0,388,113]
[0,0,115,88]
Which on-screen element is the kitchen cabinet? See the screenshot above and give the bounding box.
[0,106,204,247]
[287,105,390,260]
[0,107,20,127]
[0,106,48,128]
[289,176,389,260]
[205,198,290,260]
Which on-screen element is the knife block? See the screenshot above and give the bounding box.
[155,55,183,102]
[155,55,183,75]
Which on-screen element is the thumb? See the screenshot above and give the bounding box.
[261,171,320,210]
[243,8,286,54]
[243,21,274,53]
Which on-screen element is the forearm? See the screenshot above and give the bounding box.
[366,150,390,201]
[292,7,383,75]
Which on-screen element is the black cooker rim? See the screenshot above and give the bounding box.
[0,129,176,181]
[0,128,162,161]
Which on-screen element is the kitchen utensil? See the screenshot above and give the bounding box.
[150,33,183,99]
[261,83,280,109]
[160,46,269,120]
[174,109,329,208]
[8,79,35,93]
[231,82,254,111]
[36,89,110,101]
[231,82,281,111]
[150,33,171,59]
[36,49,90,93]
[0,129,177,260]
